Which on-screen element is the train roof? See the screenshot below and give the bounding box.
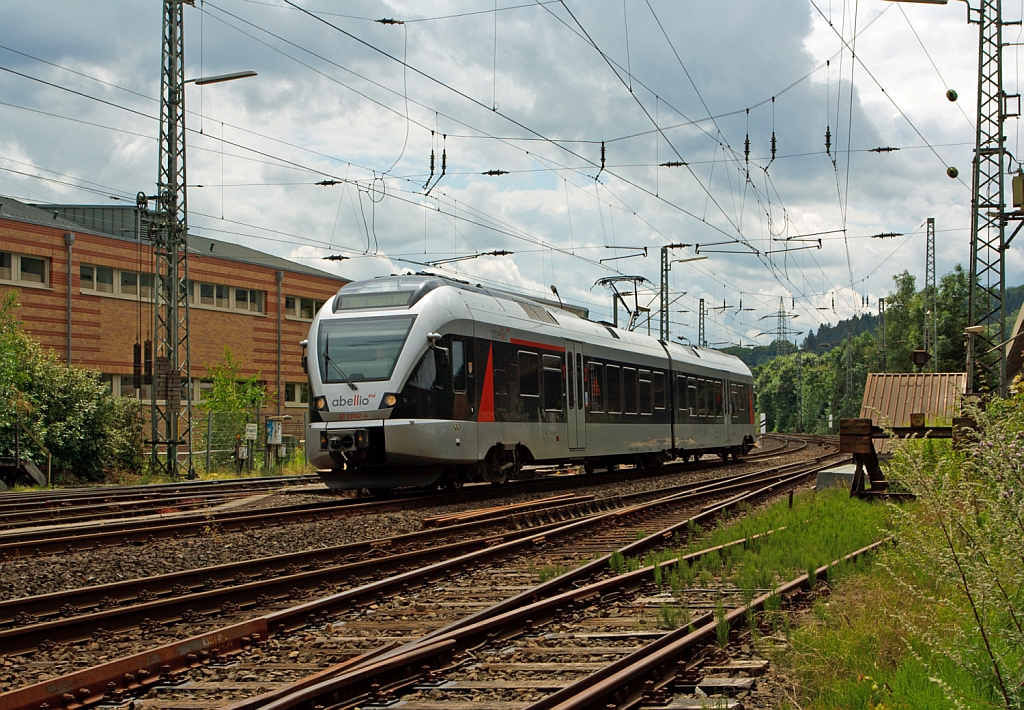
[334,275,752,379]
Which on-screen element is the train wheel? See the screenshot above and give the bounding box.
[718,452,729,462]
[583,460,595,475]
[444,477,463,492]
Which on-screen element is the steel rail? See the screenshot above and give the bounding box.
[0,456,816,631]
[0,436,820,559]
[0,456,827,652]
[237,458,847,710]
[0,453,844,710]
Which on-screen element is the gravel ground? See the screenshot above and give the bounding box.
[0,443,834,603]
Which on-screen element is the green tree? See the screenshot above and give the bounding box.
[0,291,143,481]
[196,347,269,473]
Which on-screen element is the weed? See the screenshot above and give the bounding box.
[715,595,729,648]
[657,604,682,629]
[609,550,625,574]
[538,564,569,583]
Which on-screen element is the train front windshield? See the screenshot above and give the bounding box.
[317,316,415,383]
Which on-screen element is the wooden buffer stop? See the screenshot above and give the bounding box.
[841,372,971,498]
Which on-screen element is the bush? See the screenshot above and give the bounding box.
[0,291,143,482]
[881,383,1024,709]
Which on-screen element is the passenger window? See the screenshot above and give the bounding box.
[623,368,637,414]
[567,354,575,410]
[543,354,563,411]
[606,365,621,413]
[589,362,604,412]
[452,340,467,393]
[688,377,698,418]
[638,370,652,415]
[653,371,666,410]
[518,351,540,397]
[576,354,584,406]
[494,369,509,411]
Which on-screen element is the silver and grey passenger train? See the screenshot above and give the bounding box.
[303,275,757,491]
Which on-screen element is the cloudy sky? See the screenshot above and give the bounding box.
[1,0,1021,347]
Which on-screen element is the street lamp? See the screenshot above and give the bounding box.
[185,70,258,86]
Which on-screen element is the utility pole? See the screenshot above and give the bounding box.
[149,0,194,479]
[845,333,854,419]
[878,297,887,371]
[698,298,706,348]
[968,0,1017,396]
[924,217,937,371]
[658,243,694,341]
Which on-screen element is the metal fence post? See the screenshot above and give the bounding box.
[206,410,212,474]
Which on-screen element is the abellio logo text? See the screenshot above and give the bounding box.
[332,395,371,408]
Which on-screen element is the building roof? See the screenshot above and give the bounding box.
[860,372,967,454]
[860,372,965,425]
[0,196,346,282]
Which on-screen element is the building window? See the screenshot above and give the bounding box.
[0,252,49,286]
[96,266,114,293]
[140,273,154,299]
[285,295,326,320]
[284,382,309,406]
[79,264,94,289]
[200,283,215,305]
[19,256,46,284]
[120,271,138,296]
[190,280,265,314]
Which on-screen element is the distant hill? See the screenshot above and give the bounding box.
[802,313,878,353]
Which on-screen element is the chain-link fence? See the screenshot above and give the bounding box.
[148,410,309,476]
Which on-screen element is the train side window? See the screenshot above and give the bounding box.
[653,371,666,410]
[452,340,467,393]
[687,377,698,418]
[494,369,509,411]
[697,378,707,419]
[518,351,540,398]
[638,369,652,415]
[566,354,575,410]
[576,354,584,406]
[606,365,621,413]
[623,367,637,414]
[676,375,686,413]
[543,355,563,411]
[589,362,604,412]
[715,380,724,420]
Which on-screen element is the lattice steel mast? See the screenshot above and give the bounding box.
[968,0,1011,395]
[924,217,937,371]
[150,0,194,478]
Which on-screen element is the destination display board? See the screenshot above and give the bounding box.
[338,292,413,310]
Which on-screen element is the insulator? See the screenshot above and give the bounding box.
[744,134,750,164]
[770,132,777,161]
[825,126,832,156]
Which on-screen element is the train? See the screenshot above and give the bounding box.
[303,274,757,491]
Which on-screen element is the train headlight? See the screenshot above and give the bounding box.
[314,395,328,411]
[384,394,397,407]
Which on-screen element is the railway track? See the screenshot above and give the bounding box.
[0,435,812,559]
[0,438,844,710]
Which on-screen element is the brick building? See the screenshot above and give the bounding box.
[0,196,348,429]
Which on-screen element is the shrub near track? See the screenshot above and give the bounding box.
[781,382,1024,710]
[630,488,891,606]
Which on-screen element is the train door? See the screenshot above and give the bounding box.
[566,341,587,450]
